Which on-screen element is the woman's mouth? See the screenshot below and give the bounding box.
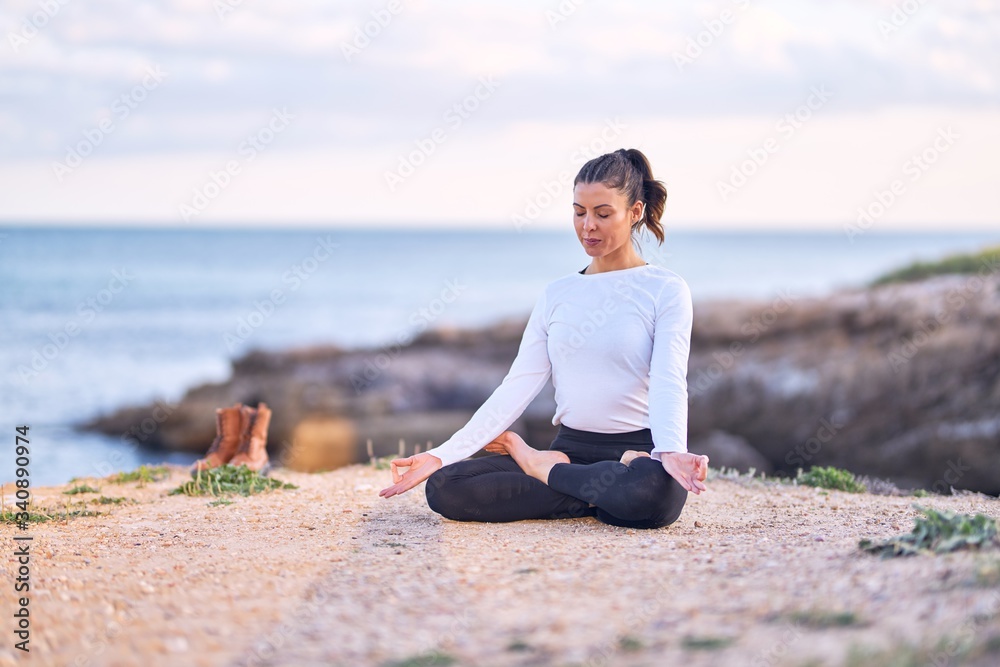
[584,238,600,246]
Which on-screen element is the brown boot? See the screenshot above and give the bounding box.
[190,403,243,476]
[229,402,272,476]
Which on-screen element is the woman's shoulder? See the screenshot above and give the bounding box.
[634,264,691,298]
[645,263,688,286]
[644,265,692,312]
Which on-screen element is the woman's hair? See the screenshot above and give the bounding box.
[573,148,667,245]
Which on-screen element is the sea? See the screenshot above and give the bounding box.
[2,227,998,487]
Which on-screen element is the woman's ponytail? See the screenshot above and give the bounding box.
[574,147,668,246]
[622,149,667,245]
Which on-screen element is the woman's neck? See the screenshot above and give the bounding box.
[583,248,647,275]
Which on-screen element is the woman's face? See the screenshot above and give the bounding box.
[573,181,643,259]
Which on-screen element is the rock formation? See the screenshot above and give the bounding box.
[82,271,1000,494]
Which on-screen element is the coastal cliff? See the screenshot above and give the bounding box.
[82,259,1000,494]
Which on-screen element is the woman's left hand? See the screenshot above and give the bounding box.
[660,452,709,494]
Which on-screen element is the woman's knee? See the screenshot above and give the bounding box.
[650,487,687,527]
[624,459,688,525]
[424,468,458,517]
[642,462,688,527]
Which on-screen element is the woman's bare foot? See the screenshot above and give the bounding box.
[484,431,570,484]
[483,435,512,455]
[620,450,650,466]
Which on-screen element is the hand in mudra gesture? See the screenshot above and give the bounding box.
[660,451,709,494]
[378,452,442,499]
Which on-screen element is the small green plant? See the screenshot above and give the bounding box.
[843,633,981,667]
[169,464,297,497]
[63,484,101,495]
[618,635,644,651]
[707,465,759,481]
[855,474,902,496]
[1,505,45,525]
[107,464,171,486]
[506,639,532,652]
[1,504,100,524]
[786,609,865,629]
[860,505,1000,558]
[797,466,866,493]
[912,488,929,497]
[208,498,234,507]
[870,245,1000,286]
[681,635,733,650]
[94,496,132,505]
[371,456,394,470]
[976,559,1000,587]
[368,438,415,470]
[382,651,456,667]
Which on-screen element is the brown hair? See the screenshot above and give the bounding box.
[573,148,667,245]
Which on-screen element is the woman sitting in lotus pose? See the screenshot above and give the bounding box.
[378,147,708,529]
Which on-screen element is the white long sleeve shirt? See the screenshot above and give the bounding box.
[423,262,693,468]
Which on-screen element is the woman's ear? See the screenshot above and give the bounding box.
[632,200,646,223]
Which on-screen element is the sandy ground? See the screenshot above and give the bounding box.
[2,463,1000,667]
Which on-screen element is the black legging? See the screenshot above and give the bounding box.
[424,425,688,529]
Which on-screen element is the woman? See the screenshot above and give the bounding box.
[378,148,709,529]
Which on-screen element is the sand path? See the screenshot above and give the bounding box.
[2,463,999,666]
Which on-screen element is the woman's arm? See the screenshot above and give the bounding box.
[647,276,708,493]
[380,289,552,498]
[648,276,693,462]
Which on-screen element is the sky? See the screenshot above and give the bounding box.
[0,0,997,230]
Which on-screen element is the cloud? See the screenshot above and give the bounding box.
[0,0,997,227]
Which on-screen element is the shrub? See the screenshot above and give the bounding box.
[797,466,866,493]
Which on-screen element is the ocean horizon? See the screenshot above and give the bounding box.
[3,226,998,486]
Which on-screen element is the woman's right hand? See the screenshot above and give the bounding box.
[378,452,443,498]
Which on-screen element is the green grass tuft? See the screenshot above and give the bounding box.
[505,639,532,652]
[786,609,866,629]
[870,245,1000,286]
[976,559,1000,587]
[843,632,987,667]
[370,455,394,470]
[707,465,760,480]
[93,496,132,505]
[106,464,171,486]
[168,464,297,497]
[681,635,733,650]
[618,635,644,651]
[797,466,866,493]
[382,651,456,667]
[860,505,1000,558]
[1,504,101,524]
[63,484,101,495]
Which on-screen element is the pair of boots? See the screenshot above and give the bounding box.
[190,402,272,477]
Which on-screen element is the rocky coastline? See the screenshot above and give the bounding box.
[82,269,1000,494]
